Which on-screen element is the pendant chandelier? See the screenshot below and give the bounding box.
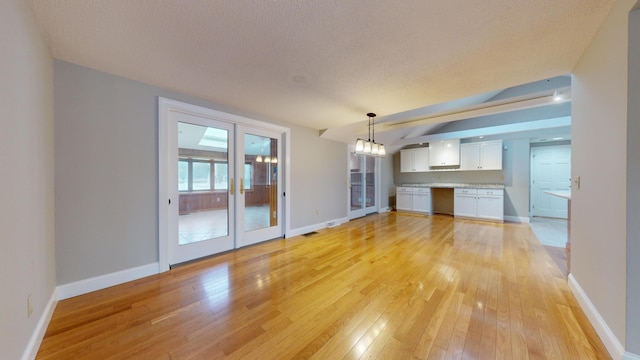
[355,113,385,157]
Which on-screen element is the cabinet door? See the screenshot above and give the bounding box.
[442,139,460,166]
[460,144,480,170]
[429,142,444,166]
[430,139,460,166]
[396,193,413,211]
[413,148,429,171]
[479,141,502,170]
[400,150,414,173]
[476,195,504,221]
[454,195,476,217]
[412,194,431,213]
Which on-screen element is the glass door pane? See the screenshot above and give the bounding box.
[348,151,378,219]
[365,156,376,208]
[169,113,235,265]
[350,152,364,211]
[237,127,282,247]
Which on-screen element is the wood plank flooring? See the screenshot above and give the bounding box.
[36,213,610,359]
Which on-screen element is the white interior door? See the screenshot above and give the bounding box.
[348,149,379,219]
[169,111,235,265]
[236,126,283,247]
[531,145,571,218]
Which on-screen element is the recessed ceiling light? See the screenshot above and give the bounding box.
[553,137,564,140]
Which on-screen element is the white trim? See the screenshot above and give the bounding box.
[624,352,640,360]
[56,263,159,300]
[504,215,530,223]
[21,290,57,360]
[287,217,350,238]
[568,274,625,360]
[378,207,391,213]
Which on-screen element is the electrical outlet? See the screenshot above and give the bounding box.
[27,294,33,318]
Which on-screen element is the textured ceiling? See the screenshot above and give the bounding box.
[29,0,615,131]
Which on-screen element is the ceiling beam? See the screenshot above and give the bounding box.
[392,116,571,146]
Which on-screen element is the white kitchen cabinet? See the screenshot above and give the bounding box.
[412,188,431,213]
[460,140,502,170]
[396,187,431,213]
[476,189,504,221]
[429,139,460,166]
[396,189,413,211]
[454,188,504,221]
[400,148,429,172]
[454,188,478,218]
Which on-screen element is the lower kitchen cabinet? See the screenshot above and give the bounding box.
[396,187,431,214]
[454,188,503,222]
[453,189,477,218]
[476,189,504,221]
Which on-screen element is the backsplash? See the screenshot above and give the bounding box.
[393,152,504,185]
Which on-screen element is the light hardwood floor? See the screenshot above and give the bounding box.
[36,213,609,359]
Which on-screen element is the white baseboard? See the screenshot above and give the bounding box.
[504,215,530,223]
[568,274,625,360]
[624,352,640,360]
[56,262,160,300]
[378,207,391,213]
[287,217,349,238]
[22,289,58,360]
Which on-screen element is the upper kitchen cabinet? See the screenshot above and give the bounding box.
[460,140,503,170]
[400,148,429,172]
[429,139,460,166]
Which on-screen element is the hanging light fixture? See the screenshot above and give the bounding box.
[355,113,385,157]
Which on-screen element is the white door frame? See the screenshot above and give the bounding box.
[347,146,381,220]
[158,97,291,272]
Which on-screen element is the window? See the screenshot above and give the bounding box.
[192,162,211,191]
[179,158,221,192]
[244,163,252,190]
[178,160,189,191]
[214,162,228,190]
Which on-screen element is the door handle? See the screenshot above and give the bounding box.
[230,178,235,195]
[240,178,245,194]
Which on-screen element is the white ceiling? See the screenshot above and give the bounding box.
[29,1,615,146]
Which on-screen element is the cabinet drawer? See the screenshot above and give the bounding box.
[477,189,503,196]
[396,187,412,193]
[454,188,477,195]
[413,187,430,194]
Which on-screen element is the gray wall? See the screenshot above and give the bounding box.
[571,0,635,350]
[627,5,640,354]
[54,60,348,285]
[0,1,56,359]
[392,138,530,219]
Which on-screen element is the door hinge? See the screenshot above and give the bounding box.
[283,192,286,197]
[168,199,171,205]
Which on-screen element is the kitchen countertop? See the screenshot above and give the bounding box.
[544,190,571,200]
[400,183,505,189]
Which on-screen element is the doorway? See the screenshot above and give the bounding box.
[159,98,290,269]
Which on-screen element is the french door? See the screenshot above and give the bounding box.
[169,112,235,264]
[236,126,283,248]
[160,98,285,267]
[348,150,379,219]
